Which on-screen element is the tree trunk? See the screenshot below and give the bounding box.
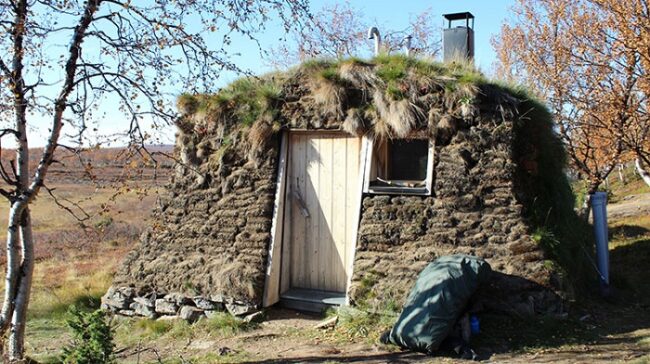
[8,209,34,361]
[636,157,650,187]
[1,204,23,332]
[617,163,627,184]
[578,181,599,221]
[579,194,592,221]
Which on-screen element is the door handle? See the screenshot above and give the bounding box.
[292,189,310,218]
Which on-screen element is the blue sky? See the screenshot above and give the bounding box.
[224,0,516,79]
[23,0,516,148]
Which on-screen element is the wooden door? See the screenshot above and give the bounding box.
[282,132,361,293]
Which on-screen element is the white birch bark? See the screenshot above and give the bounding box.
[1,207,22,330]
[617,163,627,184]
[0,1,30,358]
[636,157,650,187]
[8,209,34,359]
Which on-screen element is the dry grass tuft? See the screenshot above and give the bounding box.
[248,118,278,163]
[409,73,446,96]
[460,102,478,119]
[310,74,347,118]
[371,90,423,138]
[387,99,423,138]
[371,90,391,125]
[339,61,381,89]
[427,107,444,137]
[435,115,457,144]
[214,261,258,301]
[342,108,365,136]
[444,82,479,113]
[248,119,276,151]
[367,113,391,142]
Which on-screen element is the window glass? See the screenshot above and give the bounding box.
[365,137,433,195]
[388,139,428,181]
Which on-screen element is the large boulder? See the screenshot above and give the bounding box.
[179,306,204,323]
[101,286,135,311]
[130,301,157,319]
[225,302,258,317]
[155,299,178,315]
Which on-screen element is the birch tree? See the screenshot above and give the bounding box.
[493,0,650,209]
[0,0,311,361]
[588,0,650,186]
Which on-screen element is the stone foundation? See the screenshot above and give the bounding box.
[101,286,259,322]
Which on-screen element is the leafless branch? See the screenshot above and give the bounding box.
[43,185,92,223]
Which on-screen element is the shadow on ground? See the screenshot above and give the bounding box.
[609,236,650,303]
[241,352,427,364]
[609,224,650,239]
[472,237,650,360]
[262,308,323,323]
[241,238,650,363]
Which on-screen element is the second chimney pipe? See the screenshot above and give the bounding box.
[368,27,381,56]
[442,12,475,63]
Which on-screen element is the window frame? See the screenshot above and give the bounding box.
[361,135,434,196]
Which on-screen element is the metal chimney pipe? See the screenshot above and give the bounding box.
[404,35,413,56]
[367,27,381,56]
[442,12,475,63]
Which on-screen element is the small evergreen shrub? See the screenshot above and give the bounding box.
[62,306,115,364]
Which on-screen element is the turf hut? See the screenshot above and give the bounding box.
[103,56,588,318]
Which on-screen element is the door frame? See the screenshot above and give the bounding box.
[262,131,289,307]
[262,131,367,307]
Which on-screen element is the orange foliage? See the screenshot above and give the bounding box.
[493,0,650,191]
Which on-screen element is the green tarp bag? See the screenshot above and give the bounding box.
[386,254,491,353]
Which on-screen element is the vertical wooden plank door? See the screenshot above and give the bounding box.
[283,132,360,293]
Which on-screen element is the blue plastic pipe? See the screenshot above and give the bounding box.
[591,192,610,293]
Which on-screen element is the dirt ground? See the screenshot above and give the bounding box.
[113,309,434,363]
[114,305,649,364]
[608,192,650,220]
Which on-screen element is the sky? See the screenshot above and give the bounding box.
[225,0,516,78]
[18,0,517,148]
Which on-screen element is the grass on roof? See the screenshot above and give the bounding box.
[177,55,493,125]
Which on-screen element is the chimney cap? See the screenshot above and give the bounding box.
[443,12,475,21]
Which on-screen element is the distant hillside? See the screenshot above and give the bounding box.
[0,145,175,185]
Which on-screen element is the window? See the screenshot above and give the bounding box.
[363,137,434,195]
